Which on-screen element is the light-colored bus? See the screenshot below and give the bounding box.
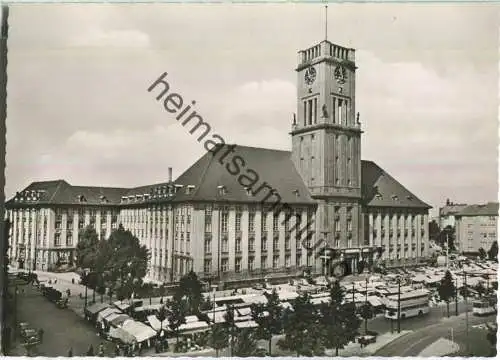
[472,295,497,316]
[385,289,430,320]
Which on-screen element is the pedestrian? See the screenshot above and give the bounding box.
[72,278,75,284]
[68,348,73,357]
[87,344,94,356]
[98,343,105,357]
[115,344,121,357]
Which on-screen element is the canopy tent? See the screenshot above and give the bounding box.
[146,315,169,332]
[135,304,164,313]
[242,295,268,305]
[104,311,124,325]
[235,320,258,329]
[109,327,137,345]
[280,302,294,311]
[367,296,383,308]
[114,301,132,312]
[109,314,132,328]
[208,311,226,324]
[424,276,442,285]
[86,302,109,316]
[121,320,156,343]
[311,297,330,306]
[97,307,121,323]
[236,307,252,317]
[412,274,429,283]
[178,321,210,335]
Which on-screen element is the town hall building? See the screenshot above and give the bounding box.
[6,37,431,285]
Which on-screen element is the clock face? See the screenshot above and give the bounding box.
[304,66,317,85]
[334,65,347,84]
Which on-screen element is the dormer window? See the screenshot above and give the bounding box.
[391,195,399,201]
[375,193,383,200]
[186,185,195,195]
[99,195,108,203]
[121,196,127,203]
[174,184,184,194]
[245,187,253,197]
[77,195,87,203]
[143,194,150,200]
[293,189,300,198]
[406,195,413,201]
[128,195,135,201]
[217,185,227,197]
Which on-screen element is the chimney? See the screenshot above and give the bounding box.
[168,167,173,182]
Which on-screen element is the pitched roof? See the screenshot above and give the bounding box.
[439,204,468,216]
[457,203,499,217]
[6,180,129,206]
[172,145,316,205]
[7,146,430,210]
[361,160,431,209]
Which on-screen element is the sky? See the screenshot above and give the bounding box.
[4,3,499,217]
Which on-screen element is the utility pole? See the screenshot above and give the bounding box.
[397,276,401,333]
[455,276,459,316]
[445,233,449,269]
[352,282,355,310]
[463,271,469,355]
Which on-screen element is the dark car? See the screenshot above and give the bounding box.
[358,335,376,346]
[22,328,40,345]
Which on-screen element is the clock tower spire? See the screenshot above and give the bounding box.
[291,38,363,252]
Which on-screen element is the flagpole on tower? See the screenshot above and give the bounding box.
[325,4,328,41]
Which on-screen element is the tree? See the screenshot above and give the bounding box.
[488,242,498,261]
[177,271,204,315]
[438,270,456,318]
[167,294,187,346]
[102,225,150,286]
[359,303,374,334]
[429,220,440,242]
[223,304,237,356]
[475,282,486,297]
[478,247,487,260]
[250,288,283,356]
[75,226,100,269]
[209,323,228,357]
[157,305,168,336]
[319,281,361,356]
[233,329,259,357]
[486,324,497,356]
[439,226,456,252]
[278,293,324,356]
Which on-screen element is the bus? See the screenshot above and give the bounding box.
[385,289,430,320]
[472,295,497,316]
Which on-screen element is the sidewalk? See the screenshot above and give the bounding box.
[326,330,413,357]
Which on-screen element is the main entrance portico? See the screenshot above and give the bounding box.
[324,246,383,277]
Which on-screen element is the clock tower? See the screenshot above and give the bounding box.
[291,40,364,258]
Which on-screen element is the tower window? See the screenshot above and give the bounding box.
[303,101,307,126]
[338,99,343,125]
[313,98,318,124]
[307,99,313,125]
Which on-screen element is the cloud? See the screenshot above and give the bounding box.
[70,27,150,48]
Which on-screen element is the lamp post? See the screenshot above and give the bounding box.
[211,284,217,325]
[84,271,88,311]
[352,282,355,313]
[455,276,459,316]
[397,276,401,333]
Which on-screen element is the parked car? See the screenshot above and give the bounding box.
[21,328,40,345]
[358,335,376,346]
[18,322,31,337]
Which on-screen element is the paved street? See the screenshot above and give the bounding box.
[374,313,496,357]
[366,301,470,334]
[11,282,115,357]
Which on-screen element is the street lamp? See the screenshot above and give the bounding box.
[211,284,217,325]
[397,276,401,334]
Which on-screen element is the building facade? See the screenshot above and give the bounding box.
[438,199,468,229]
[455,202,498,254]
[6,38,431,283]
